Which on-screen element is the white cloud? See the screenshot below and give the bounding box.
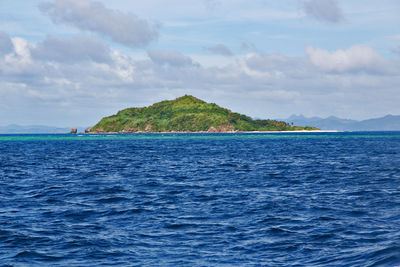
[0,31,13,55]
[303,0,343,23]
[243,52,313,80]
[31,35,112,63]
[1,35,399,125]
[245,53,289,72]
[147,50,198,67]
[1,37,36,76]
[39,0,159,47]
[204,44,233,57]
[305,45,388,73]
[247,90,300,100]
[110,51,135,82]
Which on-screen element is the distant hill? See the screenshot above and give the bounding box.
[283,114,400,131]
[90,95,318,133]
[0,124,71,134]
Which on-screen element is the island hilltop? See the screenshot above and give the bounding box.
[89,95,318,133]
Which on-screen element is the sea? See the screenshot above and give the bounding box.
[0,132,400,266]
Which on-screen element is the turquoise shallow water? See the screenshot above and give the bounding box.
[1,131,400,266]
[0,131,400,141]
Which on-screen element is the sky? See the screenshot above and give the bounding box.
[0,0,399,127]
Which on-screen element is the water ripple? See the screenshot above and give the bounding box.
[0,132,400,266]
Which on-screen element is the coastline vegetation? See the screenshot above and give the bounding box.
[90,95,319,133]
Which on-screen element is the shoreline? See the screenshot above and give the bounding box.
[85,130,339,134]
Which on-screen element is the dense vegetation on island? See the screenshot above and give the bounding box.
[90,95,318,133]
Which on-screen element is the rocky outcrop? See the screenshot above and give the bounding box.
[120,128,137,133]
[207,125,235,133]
[217,125,235,132]
[208,126,218,133]
[70,127,77,134]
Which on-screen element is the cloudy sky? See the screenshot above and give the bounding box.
[0,0,399,126]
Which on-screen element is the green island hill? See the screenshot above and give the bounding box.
[89,95,319,133]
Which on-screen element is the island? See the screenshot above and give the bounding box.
[89,95,319,133]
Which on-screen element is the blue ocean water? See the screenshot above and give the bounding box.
[1,132,400,266]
